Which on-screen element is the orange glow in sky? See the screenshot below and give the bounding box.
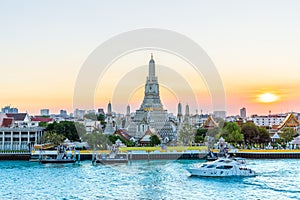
[1,1,300,116]
[258,93,279,103]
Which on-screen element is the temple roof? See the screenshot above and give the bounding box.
[202,115,218,129]
[114,129,132,141]
[140,127,162,142]
[277,113,299,130]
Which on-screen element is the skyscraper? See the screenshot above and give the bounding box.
[240,107,246,119]
[1,105,18,113]
[40,109,50,116]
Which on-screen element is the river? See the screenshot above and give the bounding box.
[0,159,299,199]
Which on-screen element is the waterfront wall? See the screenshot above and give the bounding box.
[81,152,207,161]
[46,151,300,161]
[0,153,30,160]
[234,152,300,159]
[127,152,207,160]
[3,151,300,161]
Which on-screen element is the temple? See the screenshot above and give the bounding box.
[126,54,177,143]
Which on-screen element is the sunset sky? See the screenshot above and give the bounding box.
[1,0,300,116]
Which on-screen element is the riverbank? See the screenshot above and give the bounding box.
[2,148,300,160]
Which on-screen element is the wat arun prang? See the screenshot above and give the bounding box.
[126,54,177,143]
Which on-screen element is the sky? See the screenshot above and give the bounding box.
[1,0,300,116]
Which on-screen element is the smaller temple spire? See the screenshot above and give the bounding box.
[107,101,112,115]
[185,104,190,116]
[177,102,182,116]
[148,53,156,81]
[126,105,130,116]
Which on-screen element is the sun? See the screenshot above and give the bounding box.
[258,92,279,103]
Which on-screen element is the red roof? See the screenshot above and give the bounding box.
[114,129,132,140]
[31,117,53,123]
[2,118,13,127]
[6,113,27,121]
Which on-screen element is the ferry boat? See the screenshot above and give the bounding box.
[187,157,256,177]
[39,145,78,164]
[92,143,128,165]
[92,156,128,165]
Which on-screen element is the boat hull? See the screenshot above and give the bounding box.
[187,168,256,177]
[93,159,128,165]
[40,159,76,164]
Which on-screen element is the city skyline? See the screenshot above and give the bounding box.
[1,1,300,115]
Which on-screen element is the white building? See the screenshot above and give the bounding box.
[0,113,44,150]
[0,127,44,150]
[6,113,39,128]
[251,114,287,127]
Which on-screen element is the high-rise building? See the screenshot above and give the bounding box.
[60,110,67,117]
[240,107,246,119]
[1,105,18,113]
[40,109,50,116]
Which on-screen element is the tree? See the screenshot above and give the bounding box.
[82,131,111,149]
[46,121,82,142]
[258,127,271,146]
[194,128,207,143]
[42,131,65,145]
[150,134,161,146]
[222,122,243,144]
[97,114,107,130]
[280,128,296,143]
[241,122,259,146]
[107,135,135,147]
[178,123,196,146]
[97,114,105,121]
[38,122,48,127]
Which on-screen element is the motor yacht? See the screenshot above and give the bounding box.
[187,157,256,177]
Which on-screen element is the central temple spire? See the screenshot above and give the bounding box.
[139,54,163,110]
[148,53,156,82]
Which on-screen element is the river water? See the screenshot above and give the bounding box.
[0,159,299,200]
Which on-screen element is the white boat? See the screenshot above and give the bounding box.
[187,157,256,177]
[92,144,128,165]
